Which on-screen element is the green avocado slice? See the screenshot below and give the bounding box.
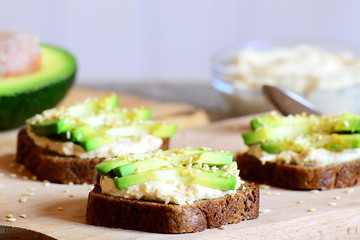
[112,151,233,177]
[261,134,360,154]
[114,168,237,190]
[0,44,77,130]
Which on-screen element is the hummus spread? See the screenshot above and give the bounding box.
[248,144,360,167]
[100,162,243,205]
[26,127,163,159]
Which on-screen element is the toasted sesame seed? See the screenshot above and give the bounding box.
[259,209,271,213]
[307,208,317,212]
[310,190,319,194]
[57,207,64,211]
[296,200,304,204]
[43,182,51,187]
[68,182,74,186]
[63,189,70,193]
[344,188,354,194]
[263,191,272,196]
[219,225,227,230]
[6,218,16,222]
[69,194,75,198]
[334,196,341,200]
[22,193,35,196]
[19,197,28,203]
[28,187,36,191]
[19,214,27,218]
[6,214,13,218]
[260,184,270,190]
[328,202,337,206]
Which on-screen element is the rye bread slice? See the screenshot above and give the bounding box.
[86,182,259,233]
[236,153,360,190]
[16,128,169,184]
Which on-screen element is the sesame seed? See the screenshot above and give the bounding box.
[6,214,13,218]
[334,196,341,200]
[28,187,36,191]
[328,202,337,206]
[19,197,28,203]
[260,184,270,190]
[263,191,272,196]
[259,209,271,213]
[43,182,51,187]
[22,193,35,196]
[63,189,70,193]
[68,182,74,186]
[6,218,16,222]
[296,200,304,204]
[57,207,64,211]
[344,188,354,194]
[69,194,75,198]
[307,208,317,212]
[19,214,27,218]
[310,190,319,194]
[219,225,227,230]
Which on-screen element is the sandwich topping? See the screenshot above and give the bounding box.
[97,148,243,205]
[243,112,360,167]
[25,94,177,159]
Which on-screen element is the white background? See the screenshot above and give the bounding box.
[1,0,360,84]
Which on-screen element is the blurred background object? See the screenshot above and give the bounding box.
[1,0,359,117]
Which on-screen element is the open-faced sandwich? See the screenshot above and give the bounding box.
[237,112,360,190]
[86,147,259,233]
[16,93,177,184]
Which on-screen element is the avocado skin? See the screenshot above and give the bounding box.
[0,72,75,130]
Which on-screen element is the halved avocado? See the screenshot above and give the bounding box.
[0,44,76,130]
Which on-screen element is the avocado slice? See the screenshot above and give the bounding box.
[30,94,120,135]
[0,44,76,130]
[261,134,360,154]
[112,151,233,177]
[104,122,178,138]
[242,124,311,145]
[114,168,237,190]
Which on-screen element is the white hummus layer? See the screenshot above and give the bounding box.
[248,144,360,167]
[26,127,163,159]
[100,162,243,205]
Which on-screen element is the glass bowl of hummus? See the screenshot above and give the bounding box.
[211,38,360,116]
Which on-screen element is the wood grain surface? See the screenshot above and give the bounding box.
[0,90,359,239]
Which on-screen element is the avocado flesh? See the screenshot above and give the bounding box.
[261,134,360,154]
[114,168,237,190]
[242,124,311,145]
[105,122,178,138]
[0,44,76,130]
[112,151,233,177]
[251,113,360,132]
[30,94,120,135]
[95,148,216,175]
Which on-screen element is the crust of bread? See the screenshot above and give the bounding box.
[86,181,259,233]
[16,128,170,184]
[236,153,360,190]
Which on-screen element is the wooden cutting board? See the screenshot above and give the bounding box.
[0,104,359,239]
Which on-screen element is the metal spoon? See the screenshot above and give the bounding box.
[262,85,322,116]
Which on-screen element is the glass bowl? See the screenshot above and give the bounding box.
[211,38,360,116]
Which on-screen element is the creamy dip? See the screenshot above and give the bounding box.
[229,44,360,92]
[26,127,163,159]
[248,144,360,167]
[100,162,243,205]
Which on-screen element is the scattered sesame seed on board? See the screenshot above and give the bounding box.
[22,192,35,196]
[6,217,16,222]
[219,225,227,230]
[310,190,319,194]
[328,202,337,207]
[296,200,304,204]
[260,184,270,190]
[334,196,341,200]
[19,197,28,203]
[307,208,317,212]
[259,209,272,213]
[69,194,75,198]
[19,214,27,218]
[344,188,354,194]
[57,207,64,211]
[6,214,13,218]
